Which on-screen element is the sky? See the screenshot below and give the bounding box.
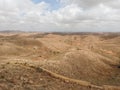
[0,0,120,32]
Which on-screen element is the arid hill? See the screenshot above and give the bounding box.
[0,32,120,90]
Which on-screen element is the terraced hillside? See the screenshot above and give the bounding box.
[0,33,120,90]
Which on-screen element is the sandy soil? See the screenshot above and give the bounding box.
[0,32,120,90]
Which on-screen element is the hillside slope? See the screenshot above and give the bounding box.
[0,33,120,90]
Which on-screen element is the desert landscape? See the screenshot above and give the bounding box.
[0,32,119,90]
[1,0,120,90]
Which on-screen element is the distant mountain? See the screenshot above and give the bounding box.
[0,30,25,33]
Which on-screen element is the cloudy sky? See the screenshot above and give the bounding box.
[0,0,120,32]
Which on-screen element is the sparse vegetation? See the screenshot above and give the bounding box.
[0,33,120,90]
[0,75,5,79]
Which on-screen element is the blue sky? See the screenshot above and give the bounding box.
[0,0,120,32]
[32,0,60,10]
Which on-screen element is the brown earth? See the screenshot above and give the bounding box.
[0,32,120,90]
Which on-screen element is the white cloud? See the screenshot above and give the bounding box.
[0,0,120,32]
[59,0,115,8]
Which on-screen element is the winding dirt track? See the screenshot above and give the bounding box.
[17,62,120,90]
[0,33,120,90]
